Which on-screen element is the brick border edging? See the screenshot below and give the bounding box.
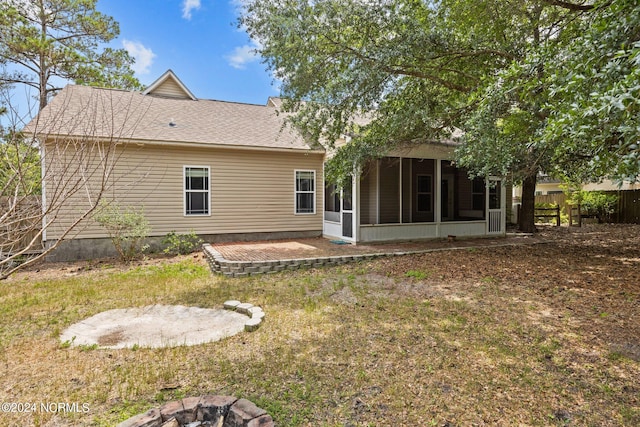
[203,243,387,278]
[116,395,274,427]
[203,240,548,278]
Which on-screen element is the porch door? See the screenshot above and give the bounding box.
[487,178,503,234]
[342,176,353,238]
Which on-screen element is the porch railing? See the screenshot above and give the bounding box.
[488,210,502,233]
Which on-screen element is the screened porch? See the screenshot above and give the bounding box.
[323,156,505,243]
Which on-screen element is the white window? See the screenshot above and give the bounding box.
[184,166,210,216]
[295,170,315,214]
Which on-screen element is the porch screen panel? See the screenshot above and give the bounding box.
[379,158,400,224]
[459,172,485,219]
[489,181,501,209]
[402,158,412,223]
[342,213,353,238]
[412,159,435,223]
[324,181,340,222]
[359,165,376,224]
[472,178,485,211]
[441,161,486,221]
[458,173,473,212]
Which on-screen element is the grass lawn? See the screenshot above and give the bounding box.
[0,224,639,426]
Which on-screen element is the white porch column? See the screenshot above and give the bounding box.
[500,178,507,233]
[354,170,361,242]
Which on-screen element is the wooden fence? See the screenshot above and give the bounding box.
[533,205,561,226]
[534,190,640,224]
[617,189,640,223]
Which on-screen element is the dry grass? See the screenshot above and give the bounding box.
[0,225,639,426]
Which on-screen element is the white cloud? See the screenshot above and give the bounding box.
[226,41,260,69]
[122,40,156,75]
[182,0,201,20]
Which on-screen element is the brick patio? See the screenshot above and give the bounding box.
[203,234,542,277]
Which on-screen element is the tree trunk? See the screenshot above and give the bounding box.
[519,173,537,233]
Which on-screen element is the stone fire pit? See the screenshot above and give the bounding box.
[116,395,274,427]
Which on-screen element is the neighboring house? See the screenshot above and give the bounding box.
[28,70,506,261]
[512,175,640,198]
[532,177,640,196]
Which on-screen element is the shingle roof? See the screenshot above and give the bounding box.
[27,84,320,152]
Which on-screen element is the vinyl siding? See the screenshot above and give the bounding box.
[44,142,324,240]
[150,79,192,99]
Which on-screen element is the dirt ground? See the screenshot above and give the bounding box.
[371,223,640,362]
[4,252,203,283]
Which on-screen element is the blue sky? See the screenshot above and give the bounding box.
[104,0,277,105]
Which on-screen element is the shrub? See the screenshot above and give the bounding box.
[94,200,150,262]
[568,190,618,223]
[162,230,203,255]
[580,192,618,222]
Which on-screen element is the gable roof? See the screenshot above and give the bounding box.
[143,69,197,100]
[27,75,320,153]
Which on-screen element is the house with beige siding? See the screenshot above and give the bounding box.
[28,70,505,261]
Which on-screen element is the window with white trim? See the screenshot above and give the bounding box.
[295,170,315,214]
[184,166,210,216]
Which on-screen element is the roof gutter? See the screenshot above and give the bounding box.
[32,133,326,155]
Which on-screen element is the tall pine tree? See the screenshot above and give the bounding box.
[0,0,141,111]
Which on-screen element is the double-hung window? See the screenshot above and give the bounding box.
[295,170,315,214]
[184,166,210,216]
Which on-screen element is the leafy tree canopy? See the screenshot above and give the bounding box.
[242,0,639,232]
[544,0,640,184]
[243,0,517,147]
[0,0,142,110]
[0,128,40,197]
[460,0,640,186]
[241,0,584,178]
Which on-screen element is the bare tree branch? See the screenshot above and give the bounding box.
[0,86,152,279]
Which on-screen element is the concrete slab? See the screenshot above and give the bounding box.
[60,305,250,349]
